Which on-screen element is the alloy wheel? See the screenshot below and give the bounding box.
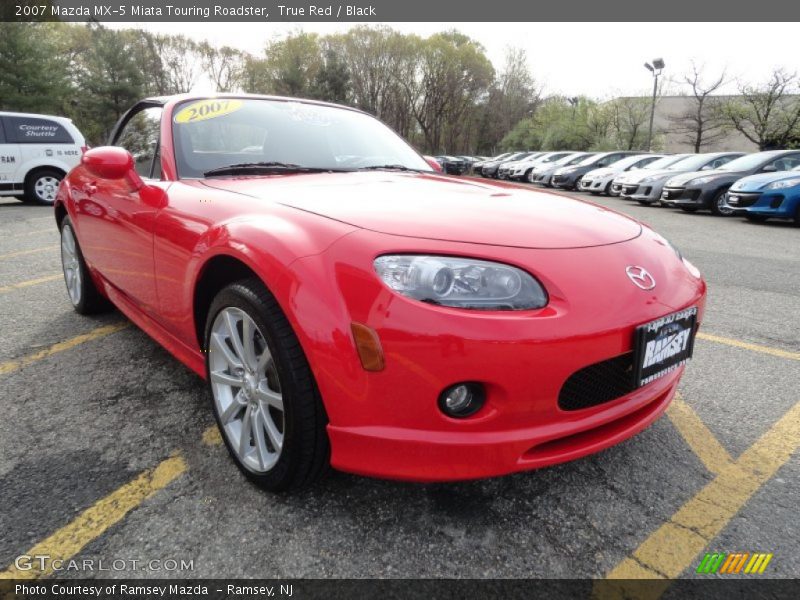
[60,224,82,306]
[209,307,284,473]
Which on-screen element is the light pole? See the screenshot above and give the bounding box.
[644,58,664,152]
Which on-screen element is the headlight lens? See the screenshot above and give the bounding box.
[687,175,722,185]
[374,255,548,310]
[764,178,800,190]
[640,175,666,183]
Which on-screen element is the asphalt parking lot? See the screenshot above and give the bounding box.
[0,189,798,590]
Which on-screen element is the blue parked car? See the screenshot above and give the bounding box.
[725,165,800,225]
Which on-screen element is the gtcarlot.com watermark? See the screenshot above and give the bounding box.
[13,554,194,573]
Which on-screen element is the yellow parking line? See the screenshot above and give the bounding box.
[0,273,62,294]
[0,322,129,377]
[667,394,733,475]
[599,400,800,597]
[202,425,223,446]
[0,454,187,580]
[0,245,58,261]
[3,228,56,238]
[697,332,800,361]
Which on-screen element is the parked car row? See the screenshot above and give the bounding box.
[470,147,800,225]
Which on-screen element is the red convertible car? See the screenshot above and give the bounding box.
[55,95,706,491]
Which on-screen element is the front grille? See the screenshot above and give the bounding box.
[558,352,636,411]
[623,185,638,195]
[727,192,761,208]
[662,187,683,200]
[552,175,565,185]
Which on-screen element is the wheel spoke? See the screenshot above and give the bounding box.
[241,316,257,370]
[256,347,273,372]
[239,404,254,457]
[224,310,246,364]
[262,410,283,453]
[210,332,242,369]
[219,392,245,424]
[251,408,270,470]
[210,369,243,388]
[255,386,283,411]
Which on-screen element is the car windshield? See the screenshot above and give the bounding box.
[642,155,689,170]
[172,98,431,178]
[718,153,781,172]
[564,153,590,165]
[666,154,723,171]
[578,153,611,166]
[611,155,654,170]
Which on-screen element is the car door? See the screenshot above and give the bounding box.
[77,105,166,313]
[0,118,22,193]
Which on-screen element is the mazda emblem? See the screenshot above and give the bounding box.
[626,266,656,290]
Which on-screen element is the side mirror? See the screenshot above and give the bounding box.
[424,156,443,172]
[82,146,135,180]
[761,164,777,173]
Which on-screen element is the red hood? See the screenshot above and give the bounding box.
[200,172,641,249]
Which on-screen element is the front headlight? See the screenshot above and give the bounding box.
[687,175,722,186]
[639,175,666,184]
[374,255,548,310]
[764,178,800,190]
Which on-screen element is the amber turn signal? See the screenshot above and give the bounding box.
[351,322,385,372]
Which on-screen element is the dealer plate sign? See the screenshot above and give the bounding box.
[634,307,698,387]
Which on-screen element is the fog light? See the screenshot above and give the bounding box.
[438,382,485,418]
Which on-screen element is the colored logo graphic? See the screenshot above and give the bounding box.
[696,552,773,574]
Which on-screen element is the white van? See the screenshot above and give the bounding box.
[0,111,87,205]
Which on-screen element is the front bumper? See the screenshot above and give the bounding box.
[726,190,797,217]
[291,229,707,482]
[552,174,579,189]
[660,186,709,207]
[578,176,611,193]
[531,172,553,185]
[621,181,666,202]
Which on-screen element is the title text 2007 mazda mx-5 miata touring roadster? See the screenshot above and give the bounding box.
[55,95,706,491]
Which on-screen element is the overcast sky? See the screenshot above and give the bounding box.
[109,22,800,98]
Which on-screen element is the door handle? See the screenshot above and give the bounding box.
[83,182,98,196]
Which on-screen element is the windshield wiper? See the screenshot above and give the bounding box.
[203,162,337,177]
[355,164,427,172]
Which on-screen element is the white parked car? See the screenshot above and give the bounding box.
[0,111,87,205]
[577,154,665,195]
[508,151,574,181]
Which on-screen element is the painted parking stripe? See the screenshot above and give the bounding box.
[598,400,800,596]
[0,322,129,377]
[0,245,58,261]
[666,394,733,475]
[0,228,56,238]
[0,273,61,294]
[697,332,800,362]
[0,454,187,580]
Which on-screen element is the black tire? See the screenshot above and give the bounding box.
[205,278,329,492]
[604,181,614,196]
[744,214,768,223]
[680,207,699,213]
[710,188,734,216]
[59,217,111,315]
[637,199,655,206]
[24,169,63,206]
[794,205,800,227]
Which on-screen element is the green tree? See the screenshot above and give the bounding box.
[0,23,70,113]
[72,26,145,144]
[311,47,351,104]
[720,69,800,150]
[262,32,323,97]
